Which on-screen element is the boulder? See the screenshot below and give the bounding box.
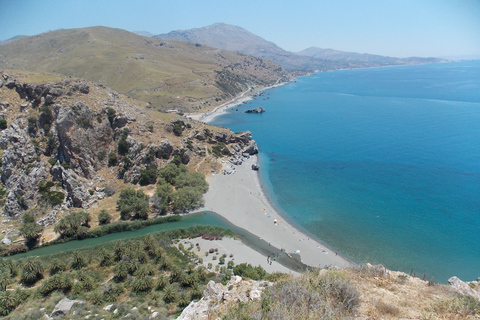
[251,163,260,170]
[51,298,83,317]
[448,276,480,301]
[244,141,258,155]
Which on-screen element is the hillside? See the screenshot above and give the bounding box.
[0,26,289,113]
[0,70,259,246]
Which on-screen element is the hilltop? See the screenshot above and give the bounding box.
[0,26,289,113]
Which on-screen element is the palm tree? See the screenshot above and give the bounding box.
[0,271,12,291]
[190,283,203,300]
[178,291,191,307]
[49,259,66,275]
[20,257,44,285]
[155,276,168,291]
[162,285,177,303]
[0,291,18,316]
[131,276,153,293]
[98,249,113,267]
[70,251,86,270]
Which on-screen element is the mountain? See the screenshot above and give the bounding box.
[0,35,26,46]
[154,23,343,72]
[155,23,445,71]
[133,30,155,37]
[0,26,289,112]
[297,47,445,66]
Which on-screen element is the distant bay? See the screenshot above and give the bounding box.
[210,61,480,282]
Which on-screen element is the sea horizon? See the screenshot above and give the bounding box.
[209,60,480,282]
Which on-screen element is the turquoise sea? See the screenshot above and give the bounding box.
[210,60,480,282]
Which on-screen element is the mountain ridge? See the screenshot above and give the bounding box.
[155,23,445,71]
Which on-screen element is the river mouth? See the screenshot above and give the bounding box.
[12,211,308,273]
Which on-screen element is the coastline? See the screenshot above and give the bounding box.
[195,155,353,270]
[188,79,352,271]
[187,79,288,123]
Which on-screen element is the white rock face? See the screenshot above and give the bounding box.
[448,276,480,301]
[176,277,272,320]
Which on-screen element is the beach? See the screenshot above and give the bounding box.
[188,78,352,272]
[198,156,352,271]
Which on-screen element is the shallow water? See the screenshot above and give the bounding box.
[210,61,480,282]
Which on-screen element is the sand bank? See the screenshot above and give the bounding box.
[177,237,298,275]
[198,156,352,270]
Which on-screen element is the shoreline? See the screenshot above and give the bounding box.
[194,155,353,270]
[187,79,288,123]
[188,78,353,271]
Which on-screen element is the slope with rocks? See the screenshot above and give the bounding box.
[0,70,258,243]
[0,26,290,113]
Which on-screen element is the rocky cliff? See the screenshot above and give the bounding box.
[0,71,256,229]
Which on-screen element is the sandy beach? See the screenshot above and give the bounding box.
[198,156,352,271]
[188,78,352,272]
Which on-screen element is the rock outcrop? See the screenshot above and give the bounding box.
[177,276,271,320]
[245,107,265,113]
[51,298,84,317]
[448,276,480,301]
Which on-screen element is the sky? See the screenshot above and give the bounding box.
[0,0,479,58]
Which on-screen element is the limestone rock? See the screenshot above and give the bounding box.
[176,277,272,320]
[244,141,258,155]
[448,276,480,301]
[51,298,83,317]
[52,165,91,208]
[0,124,49,216]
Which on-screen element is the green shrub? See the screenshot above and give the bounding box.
[232,263,267,280]
[139,165,157,186]
[107,152,118,166]
[117,187,149,220]
[27,117,37,135]
[0,119,7,130]
[107,107,116,127]
[98,209,112,225]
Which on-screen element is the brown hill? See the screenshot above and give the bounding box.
[0,26,289,113]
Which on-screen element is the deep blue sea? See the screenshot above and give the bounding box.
[209,61,480,283]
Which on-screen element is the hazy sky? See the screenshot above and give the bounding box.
[1,0,479,58]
